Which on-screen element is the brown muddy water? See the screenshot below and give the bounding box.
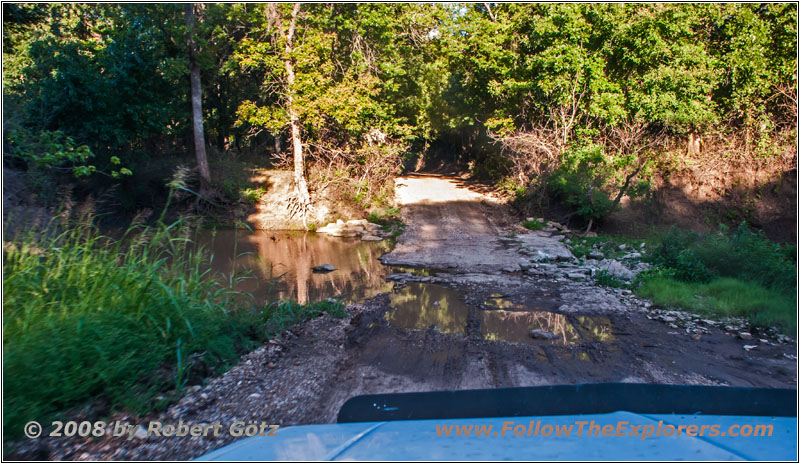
[385,283,614,347]
[197,230,614,349]
[197,230,392,304]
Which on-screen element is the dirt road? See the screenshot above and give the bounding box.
[10,175,796,460]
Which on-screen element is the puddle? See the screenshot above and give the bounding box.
[484,292,561,313]
[385,283,470,335]
[482,310,613,345]
[196,230,392,304]
[483,295,527,309]
[387,266,443,277]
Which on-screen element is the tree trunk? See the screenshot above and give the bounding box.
[185,3,211,190]
[272,3,310,225]
[273,132,282,158]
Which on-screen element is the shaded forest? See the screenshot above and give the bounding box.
[3,3,797,234]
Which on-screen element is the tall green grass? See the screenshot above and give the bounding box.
[638,277,796,332]
[637,223,797,333]
[3,216,344,439]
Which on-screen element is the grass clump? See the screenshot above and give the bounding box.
[637,223,796,333]
[570,234,653,260]
[594,269,628,288]
[2,216,344,439]
[522,219,545,231]
[366,207,404,240]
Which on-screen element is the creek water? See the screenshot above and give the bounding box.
[197,230,392,304]
[199,229,613,347]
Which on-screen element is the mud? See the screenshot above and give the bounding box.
[6,175,796,461]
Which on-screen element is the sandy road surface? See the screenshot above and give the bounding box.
[381,175,522,271]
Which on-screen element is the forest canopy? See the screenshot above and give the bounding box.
[3,3,797,224]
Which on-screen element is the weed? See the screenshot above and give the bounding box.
[594,269,627,288]
[241,186,266,204]
[522,219,545,231]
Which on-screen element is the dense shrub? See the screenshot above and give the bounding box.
[649,223,796,292]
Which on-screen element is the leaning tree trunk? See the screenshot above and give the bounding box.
[185,3,211,191]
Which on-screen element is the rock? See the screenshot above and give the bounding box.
[312,264,336,273]
[623,252,642,259]
[317,219,382,238]
[783,353,797,360]
[738,332,752,340]
[361,235,383,241]
[530,329,559,340]
[585,231,598,237]
[759,338,769,344]
[597,259,635,280]
[567,273,585,281]
[588,251,604,260]
[517,234,573,262]
[743,345,758,351]
[618,244,627,250]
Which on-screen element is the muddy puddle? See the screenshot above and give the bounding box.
[196,230,393,304]
[385,283,471,335]
[197,230,615,349]
[386,282,614,347]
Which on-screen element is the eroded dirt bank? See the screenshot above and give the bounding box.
[7,175,796,461]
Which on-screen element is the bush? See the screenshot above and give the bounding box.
[649,223,796,292]
[549,143,616,222]
[2,215,344,439]
[639,223,796,333]
[522,219,545,231]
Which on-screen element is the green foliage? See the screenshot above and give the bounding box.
[7,128,133,180]
[522,219,545,231]
[7,128,94,176]
[636,223,796,333]
[2,216,346,439]
[648,223,796,292]
[638,276,796,334]
[594,269,627,289]
[241,186,266,205]
[550,143,616,222]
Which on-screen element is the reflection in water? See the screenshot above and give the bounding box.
[482,310,613,346]
[483,296,527,310]
[197,230,392,304]
[385,283,470,335]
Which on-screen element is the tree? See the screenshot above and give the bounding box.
[268,3,310,224]
[185,3,211,191]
